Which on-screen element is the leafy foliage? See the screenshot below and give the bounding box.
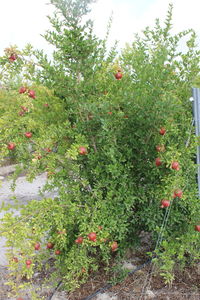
[0,1,200,298]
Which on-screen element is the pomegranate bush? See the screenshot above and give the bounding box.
[0,1,200,298]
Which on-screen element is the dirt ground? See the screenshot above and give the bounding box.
[68,254,200,300]
[1,250,200,300]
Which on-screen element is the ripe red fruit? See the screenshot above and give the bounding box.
[25,132,32,138]
[111,241,118,252]
[44,148,51,153]
[159,127,166,135]
[88,232,97,242]
[55,250,61,255]
[9,54,17,62]
[195,225,200,232]
[75,236,83,244]
[161,199,170,208]
[155,157,162,166]
[156,145,165,152]
[46,242,54,249]
[19,87,27,94]
[114,71,123,80]
[26,259,32,266]
[173,189,183,198]
[21,106,28,112]
[34,242,40,250]
[171,161,180,171]
[19,110,25,116]
[7,142,16,150]
[28,90,36,99]
[107,111,112,115]
[79,146,87,155]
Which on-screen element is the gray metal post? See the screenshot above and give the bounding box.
[192,88,200,197]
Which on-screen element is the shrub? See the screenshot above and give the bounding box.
[0,1,200,298]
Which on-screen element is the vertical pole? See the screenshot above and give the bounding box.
[192,88,200,198]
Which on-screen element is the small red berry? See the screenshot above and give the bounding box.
[34,242,40,251]
[111,241,118,252]
[7,142,16,150]
[46,242,54,249]
[155,157,162,166]
[25,132,32,138]
[26,259,32,267]
[19,110,25,116]
[88,232,97,242]
[55,250,61,255]
[75,236,83,244]
[79,146,87,155]
[19,87,27,94]
[9,54,17,62]
[173,189,183,198]
[28,90,36,99]
[161,199,170,208]
[156,145,165,152]
[195,225,200,232]
[21,106,28,112]
[114,71,123,80]
[159,127,166,135]
[171,161,180,171]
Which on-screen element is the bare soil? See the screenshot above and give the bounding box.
[68,254,200,300]
[1,247,200,300]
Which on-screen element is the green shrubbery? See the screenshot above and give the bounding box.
[0,1,200,298]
